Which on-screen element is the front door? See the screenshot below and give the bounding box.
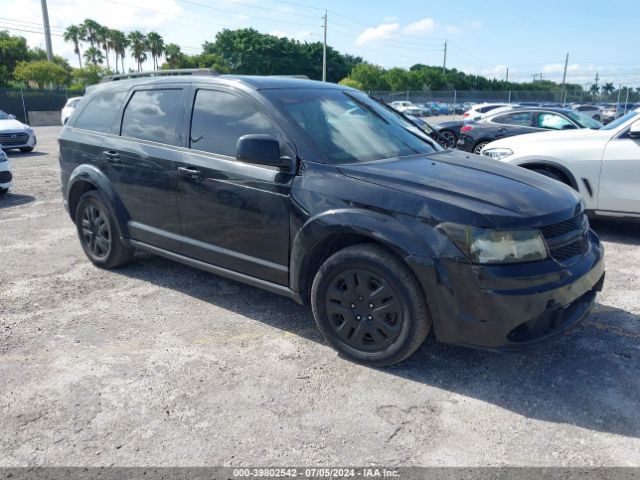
[598,124,640,214]
[175,87,293,285]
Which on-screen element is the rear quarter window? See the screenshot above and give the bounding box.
[73,91,126,133]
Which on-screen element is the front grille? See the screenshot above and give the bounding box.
[0,132,29,146]
[539,213,589,263]
[0,170,12,183]
[540,214,587,238]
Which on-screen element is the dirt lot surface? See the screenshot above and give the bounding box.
[1,127,639,467]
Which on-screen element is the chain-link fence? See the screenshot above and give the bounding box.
[370,89,634,108]
[0,88,85,124]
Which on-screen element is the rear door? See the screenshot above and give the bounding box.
[489,111,535,138]
[598,121,640,213]
[174,86,294,285]
[101,86,187,252]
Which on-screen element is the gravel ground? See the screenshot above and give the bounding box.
[1,127,639,467]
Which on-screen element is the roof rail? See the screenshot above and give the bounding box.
[100,68,219,83]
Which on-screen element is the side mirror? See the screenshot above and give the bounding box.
[8,114,16,120]
[236,134,292,169]
[630,121,640,139]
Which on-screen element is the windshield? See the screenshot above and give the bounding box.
[565,110,602,129]
[0,110,10,120]
[601,109,640,130]
[265,88,441,164]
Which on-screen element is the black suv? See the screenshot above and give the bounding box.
[59,71,605,366]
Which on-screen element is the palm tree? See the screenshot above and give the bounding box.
[83,46,104,66]
[82,19,102,49]
[589,84,600,97]
[96,26,111,71]
[146,32,165,71]
[110,29,128,73]
[601,82,615,96]
[127,31,147,72]
[63,25,83,68]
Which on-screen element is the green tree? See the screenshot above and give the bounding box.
[127,31,147,71]
[0,31,30,86]
[72,64,110,86]
[63,25,83,68]
[589,84,600,96]
[338,77,363,90]
[83,46,104,66]
[146,32,165,70]
[163,43,184,69]
[14,60,70,89]
[349,63,390,91]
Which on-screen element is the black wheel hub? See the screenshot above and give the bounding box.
[81,204,111,259]
[324,268,403,352]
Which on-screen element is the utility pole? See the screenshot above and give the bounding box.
[40,0,54,61]
[442,41,447,75]
[505,68,509,82]
[322,10,327,82]
[561,53,569,104]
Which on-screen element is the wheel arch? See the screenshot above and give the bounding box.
[517,159,579,191]
[67,164,130,238]
[290,209,433,300]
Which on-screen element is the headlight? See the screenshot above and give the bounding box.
[441,223,548,264]
[26,127,34,134]
[482,147,513,160]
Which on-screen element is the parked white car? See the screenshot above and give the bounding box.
[61,96,83,125]
[389,100,424,116]
[463,103,511,120]
[0,150,12,196]
[572,104,603,122]
[0,110,36,152]
[482,108,640,217]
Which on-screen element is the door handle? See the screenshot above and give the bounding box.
[177,166,202,179]
[102,150,120,162]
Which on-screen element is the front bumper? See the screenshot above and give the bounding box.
[407,230,605,351]
[0,132,37,150]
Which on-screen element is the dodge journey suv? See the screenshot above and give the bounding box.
[59,70,605,366]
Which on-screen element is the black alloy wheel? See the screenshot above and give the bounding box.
[80,203,111,261]
[324,268,403,352]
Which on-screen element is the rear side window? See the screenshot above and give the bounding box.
[73,91,126,133]
[492,111,533,126]
[537,113,576,130]
[121,89,183,145]
[189,89,277,157]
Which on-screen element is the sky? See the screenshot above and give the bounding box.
[2,0,640,87]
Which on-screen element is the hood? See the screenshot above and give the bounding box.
[338,151,583,228]
[0,119,29,131]
[488,127,607,148]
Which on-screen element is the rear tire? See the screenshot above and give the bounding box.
[439,129,457,149]
[311,244,431,366]
[19,147,33,153]
[0,188,7,197]
[75,190,134,268]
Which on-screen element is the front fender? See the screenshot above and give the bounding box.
[289,208,438,293]
[67,164,130,238]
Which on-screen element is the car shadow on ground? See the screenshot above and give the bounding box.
[0,193,36,208]
[112,243,640,440]
[590,217,640,246]
[5,150,48,158]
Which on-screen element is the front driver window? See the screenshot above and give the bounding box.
[538,113,576,130]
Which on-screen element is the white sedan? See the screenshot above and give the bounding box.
[482,108,640,218]
[0,150,12,196]
[0,110,37,152]
[61,96,82,125]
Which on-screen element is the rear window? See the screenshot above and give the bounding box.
[121,89,183,145]
[73,91,126,133]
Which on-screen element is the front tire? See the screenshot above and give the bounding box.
[473,141,489,155]
[19,147,34,153]
[0,188,7,197]
[75,190,134,268]
[311,244,431,366]
[530,167,569,185]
